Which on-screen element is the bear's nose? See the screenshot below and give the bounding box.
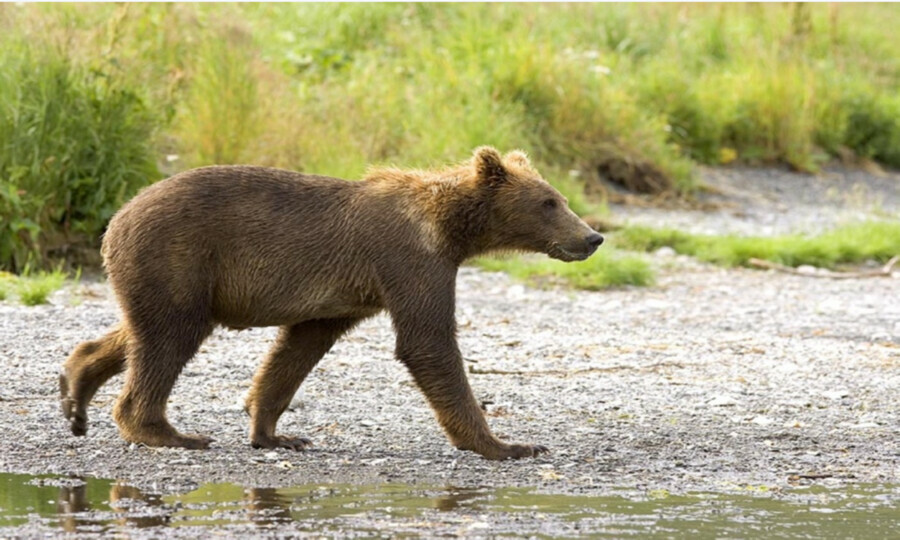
[586,232,604,247]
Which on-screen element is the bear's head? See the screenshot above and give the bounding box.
[473,146,603,262]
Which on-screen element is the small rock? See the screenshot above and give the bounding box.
[751,416,774,426]
[288,390,305,411]
[709,395,738,407]
[821,390,849,400]
[780,398,811,408]
[654,246,677,258]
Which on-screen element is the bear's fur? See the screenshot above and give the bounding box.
[60,147,603,460]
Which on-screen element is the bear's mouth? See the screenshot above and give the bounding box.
[548,243,596,262]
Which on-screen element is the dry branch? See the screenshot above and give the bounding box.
[468,361,687,377]
[748,256,899,279]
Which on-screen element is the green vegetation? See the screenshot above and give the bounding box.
[477,250,654,291]
[614,221,900,269]
[0,267,71,305]
[477,220,900,291]
[0,38,158,272]
[2,4,900,272]
[0,272,10,301]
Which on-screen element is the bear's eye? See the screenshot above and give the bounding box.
[542,199,558,210]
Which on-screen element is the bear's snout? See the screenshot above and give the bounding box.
[582,231,604,257]
[586,232,604,248]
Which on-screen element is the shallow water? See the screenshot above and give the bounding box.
[0,472,897,537]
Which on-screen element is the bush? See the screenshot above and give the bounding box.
[842,95,900,168]
[0,43,159,271]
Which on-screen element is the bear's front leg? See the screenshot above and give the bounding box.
[392,305,548,460]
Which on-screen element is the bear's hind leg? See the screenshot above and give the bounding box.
[113,317,213,449]
[60,326,128,436]
[246,318,360,450]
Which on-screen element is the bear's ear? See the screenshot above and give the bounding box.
[504,150,532,169]
[473,146,507,186]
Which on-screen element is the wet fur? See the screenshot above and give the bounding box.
[60,147,601,460]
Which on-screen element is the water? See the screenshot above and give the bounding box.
[0,473,896,537]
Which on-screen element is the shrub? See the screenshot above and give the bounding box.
[842,95,900,168]
[0,42,158,271]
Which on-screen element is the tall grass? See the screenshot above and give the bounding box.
[0,39,158,271]
[175,23,260,166]
[2,3,900,271]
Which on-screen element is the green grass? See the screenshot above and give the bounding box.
[476,250,654,291]
[475,221,900,291]
[614,221,900,268]
[2,4,900,271]
[0,272,11,301]
[12,267,69,306]
[0,266,71,305]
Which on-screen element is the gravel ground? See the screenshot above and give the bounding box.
[2,263,898,494]
[0,166,898,536]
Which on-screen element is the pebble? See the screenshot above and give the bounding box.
[708,395,739,407]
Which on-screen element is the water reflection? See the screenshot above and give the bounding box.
[56,482,101,532]
[109,484,169,529]
[0,472,897,537]
[49,479,295,530]
[244,488,293,525]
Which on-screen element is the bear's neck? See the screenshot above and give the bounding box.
[428,181,496,264]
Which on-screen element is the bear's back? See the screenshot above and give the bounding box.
[104,166,357,257]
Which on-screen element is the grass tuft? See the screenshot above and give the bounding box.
[476,250,654,291]
[0,272,12,301]
[13,267,69,306]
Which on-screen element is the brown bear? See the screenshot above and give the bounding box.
[59,147,603,460]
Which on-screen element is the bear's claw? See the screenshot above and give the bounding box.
[461,441,550,460]
[500,443,550,460]
[251,435,312,451]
